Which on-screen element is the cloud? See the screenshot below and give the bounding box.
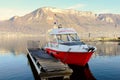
[67,4,86,9]
[0,8,31,21]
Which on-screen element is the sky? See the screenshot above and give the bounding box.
[0,0,119,20]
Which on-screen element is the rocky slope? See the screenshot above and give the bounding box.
[0,7,120,38]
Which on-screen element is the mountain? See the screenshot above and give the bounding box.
[0,7,120,38]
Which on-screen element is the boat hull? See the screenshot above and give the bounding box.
[45,48,94,66]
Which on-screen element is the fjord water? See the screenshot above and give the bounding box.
[0,37,120,80]
[0,37,34,80]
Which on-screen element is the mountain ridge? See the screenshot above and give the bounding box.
[0,7,120,38]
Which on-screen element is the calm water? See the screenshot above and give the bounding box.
[0,37,120,80]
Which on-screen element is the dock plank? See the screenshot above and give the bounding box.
[28,49,68,72]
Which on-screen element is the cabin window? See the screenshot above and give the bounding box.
[56,34,80,43]
[49,35,57,43]
[56,34,70,43]
[69,34,80,41]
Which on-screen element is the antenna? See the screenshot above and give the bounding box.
[54,14,62,29]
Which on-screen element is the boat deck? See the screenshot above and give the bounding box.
[27,48,72,79]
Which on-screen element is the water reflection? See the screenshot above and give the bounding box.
[1,37,120,56]
[0,36,42,55]
[69,64,96,80]
[0,37,120,80]
[89,41,120,80]
[0,37,39,80]
[87,41,120,57]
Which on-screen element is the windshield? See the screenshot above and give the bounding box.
[69,34,80,41]
[56,34,80,43]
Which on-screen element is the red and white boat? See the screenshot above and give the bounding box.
[44,28,96,66]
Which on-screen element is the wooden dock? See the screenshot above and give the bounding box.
[27,48,72,80]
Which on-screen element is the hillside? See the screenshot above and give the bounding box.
[0,7,120,38]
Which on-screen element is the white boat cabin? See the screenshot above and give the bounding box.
[45,28,96,52]
[49,28,80,43]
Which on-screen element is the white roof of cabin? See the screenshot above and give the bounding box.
[50,28,77,35]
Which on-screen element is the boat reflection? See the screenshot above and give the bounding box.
[68,64,96,80]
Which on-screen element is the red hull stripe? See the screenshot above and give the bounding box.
[45,48,94,66]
